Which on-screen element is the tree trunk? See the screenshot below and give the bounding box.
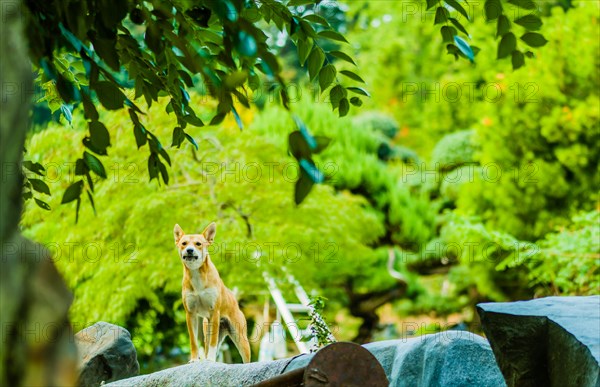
[345,279,407,343]
[0,1,77,385]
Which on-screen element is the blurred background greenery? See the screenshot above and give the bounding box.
[21,0,598,373]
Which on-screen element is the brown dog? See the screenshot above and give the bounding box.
[174,223,251,363]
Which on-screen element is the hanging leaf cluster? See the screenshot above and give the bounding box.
[426,0,546,68]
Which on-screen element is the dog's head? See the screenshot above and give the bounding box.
[173,223,216,270]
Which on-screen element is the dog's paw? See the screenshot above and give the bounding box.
[188,358,201,364]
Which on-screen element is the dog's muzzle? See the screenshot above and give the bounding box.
[183,254,198,261]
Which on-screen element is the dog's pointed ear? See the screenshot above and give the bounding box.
[174,224,184,243]
[202,222,216,244]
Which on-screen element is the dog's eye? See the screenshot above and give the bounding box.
[182,241,187,246]
[195,242,201,247]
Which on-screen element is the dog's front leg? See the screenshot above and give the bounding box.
[186,312,201,362]
[205,311,221,361]
[202,318,209,359]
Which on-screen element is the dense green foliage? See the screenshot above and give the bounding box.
[22,0,550,212]
[22,0,371,211]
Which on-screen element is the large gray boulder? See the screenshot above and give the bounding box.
[286,331,505,387]
[75,322,140,386]
[105,358,292,386]
[477,296,600,387]
[106,332,503,386]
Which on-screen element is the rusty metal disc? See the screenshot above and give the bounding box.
[303,342,388,387]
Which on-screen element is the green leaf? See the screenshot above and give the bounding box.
[449,18,469,36]
[295,169,314,205]
[82,137,106,156]
[347,87,370,97]
[297,38,313,66]
[210,112,227,126]
[498,32,516,59]
[236,30,257,57]
[23,160,45,176]
[86,190,96,215]
[512,50,525,69]
[85,170,94,192]
[29,178,50,195]
[485,0,502,21]
[61,180,83,204]
[75,197,81,223]
[507,0,537,9]
[338,98,350,117]
[290,16,301,36]
[88,121,111,152]
[183,113,204,127]
[83,151,107,178]
[328,50,356,66]
[441,26,457,43]
[350,96,363,107]
[289,131,312,160]
[294,116,318,150]
[280,88,290,109]
[214,0,237,22]
[435,7,449,24]
[184,133,198,150]
[232,106,244,131]
[94,81,126,110]
[289,0,316,5]
[133,124,147,148]
[55,75,76,103]
[298,18,317,38]
[426,0,438,10]
[178,70,194,88]
[34,198,51,211]
[496,15,511,37]
[303,14,330,26]
[514,15,542,31]
[158,160,169,184]
[172,127,184,148]
[454,35,475,61]
[147,153,159,181]
[145,24,163,53]
[313,136,331,154]
[329,85,346,109]
[339,70,365,83]
[58,23,83,52]
[319,65,337,91]
[300,159,325,183]
[444,0,469,20]
[75,159,87,176]
[317,30,348,43]
[446,43,460,59]
[520,32,548,47]
[307,47,325,81]
[91,36,120,71]
[60,105,72,124]
[81,90,99,121]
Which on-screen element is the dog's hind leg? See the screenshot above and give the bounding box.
[229,309,251,363]
[218,319,230,347]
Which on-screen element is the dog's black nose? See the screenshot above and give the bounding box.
[186,248,194,254]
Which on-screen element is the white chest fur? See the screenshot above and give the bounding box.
[184,271,218,318]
